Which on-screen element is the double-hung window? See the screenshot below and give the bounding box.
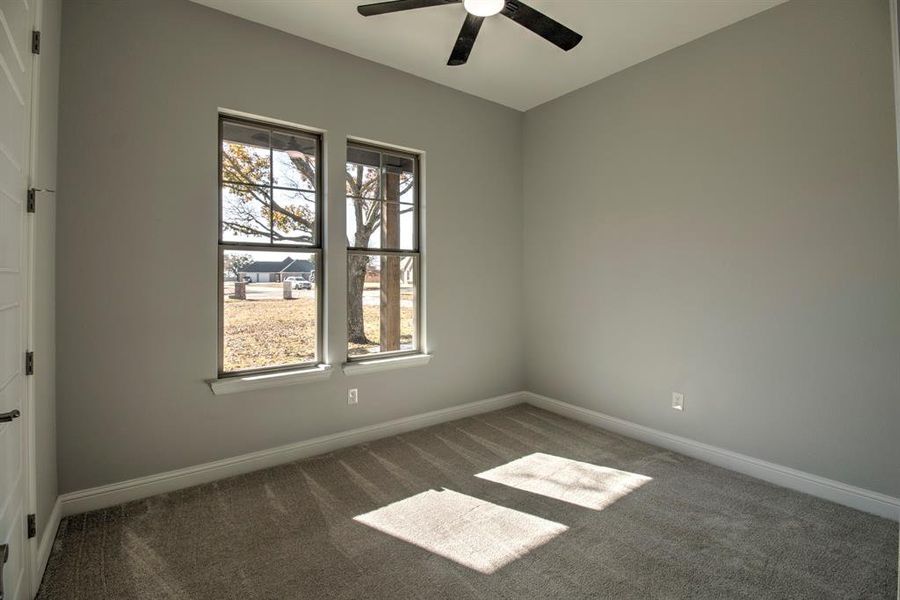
[345,142,421,360]
[218,116,323,376]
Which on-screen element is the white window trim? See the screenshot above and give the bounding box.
[345,141,424,362]
[217,114,325,378]
[209,364,333,395]
[342,353,432,376]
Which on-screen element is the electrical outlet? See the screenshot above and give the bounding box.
[348,388,358,405]
[672,392,684,411]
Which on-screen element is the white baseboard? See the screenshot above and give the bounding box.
[59,391,526,517]
[33,497,62,593]
[523,392,900,521]
[56,389,898,523]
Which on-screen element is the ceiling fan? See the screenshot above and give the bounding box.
[357,0,583,66]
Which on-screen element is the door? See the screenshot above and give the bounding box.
[0,0,35,597]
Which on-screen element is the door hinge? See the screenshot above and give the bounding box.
[32,30,41,55]
[25,351,34,376]
[27,514,36,539]
[27,188,36,213]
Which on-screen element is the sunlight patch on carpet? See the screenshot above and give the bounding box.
[353,488,567,574]
[476,453,651,510]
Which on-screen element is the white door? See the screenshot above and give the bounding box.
[0,0,35,597]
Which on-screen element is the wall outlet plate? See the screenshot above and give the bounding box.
[348,388,358,405]
[672,392,684,411]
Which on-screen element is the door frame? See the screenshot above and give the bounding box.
[22,0,53,596]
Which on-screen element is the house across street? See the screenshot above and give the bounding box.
[237,256,314,283]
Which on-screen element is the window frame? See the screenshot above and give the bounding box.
[217,114,325,378]
[346,140,423,363]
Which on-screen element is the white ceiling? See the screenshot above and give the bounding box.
[190,0,786,111]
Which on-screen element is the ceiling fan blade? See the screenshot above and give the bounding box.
[357,0,459,17]
[447,14,484,66]
[500,0,582,51]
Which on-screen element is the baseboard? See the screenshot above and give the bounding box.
[33,497,62,593]
[57,389,898,522]
[59,391,526,517]
[523,392,900,521]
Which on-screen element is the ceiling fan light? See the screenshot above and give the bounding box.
[463,0,504,17]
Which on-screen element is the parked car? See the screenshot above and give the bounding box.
[285,276,312,290]
[241,276,252,283]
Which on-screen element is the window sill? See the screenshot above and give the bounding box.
[209,364,333,395]
[342,353,432,376]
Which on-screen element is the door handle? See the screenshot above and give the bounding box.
[0,410,20,423]
[0,542,8,600]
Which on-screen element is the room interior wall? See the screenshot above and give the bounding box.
[522,0,900,497]
[56,0,524,493]
[55,0,898,504]
[31,0,61,543]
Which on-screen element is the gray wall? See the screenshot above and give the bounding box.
[523,0,900,496]
[57,0,524,493]
[33,0,61,541]
[58,0,899,500]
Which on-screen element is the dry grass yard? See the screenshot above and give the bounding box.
[223,297,318,371]
[223,285,414,371]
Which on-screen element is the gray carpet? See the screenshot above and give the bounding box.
[38,405,897,599]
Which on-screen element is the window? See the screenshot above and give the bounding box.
[346,142,421,359]
[218,116,323,376]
